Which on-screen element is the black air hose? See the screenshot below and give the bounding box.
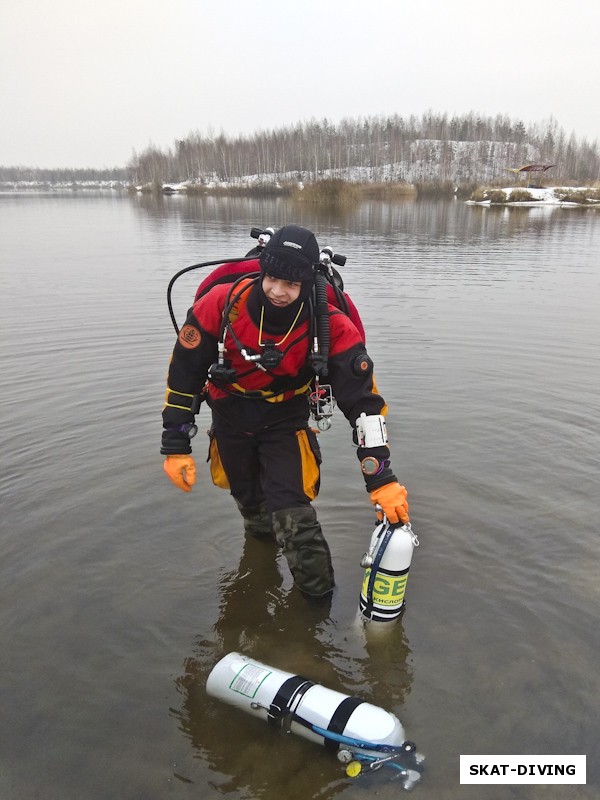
[313,271,330,377]
[167,255,257,334]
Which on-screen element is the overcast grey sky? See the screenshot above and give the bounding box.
[1,0,598,169]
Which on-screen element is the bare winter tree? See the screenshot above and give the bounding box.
[3,112,597,188]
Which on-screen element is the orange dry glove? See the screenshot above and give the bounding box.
[164,455,197,493]
[370,482,409,525]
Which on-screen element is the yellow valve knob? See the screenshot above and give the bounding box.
[346,761,362,778]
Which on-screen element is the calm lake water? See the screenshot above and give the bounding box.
[1,192,598,800]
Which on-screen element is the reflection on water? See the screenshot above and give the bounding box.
[0,192,599,799]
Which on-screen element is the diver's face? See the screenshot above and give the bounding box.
[262,274,302,307]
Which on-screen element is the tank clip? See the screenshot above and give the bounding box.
[309,381,336,431]
[360,545,377,569]
[404,522,419,547]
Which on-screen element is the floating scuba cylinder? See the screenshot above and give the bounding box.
[359,519,419,624]
[206,652,406,757]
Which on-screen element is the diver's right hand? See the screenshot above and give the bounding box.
[163,455,196,492]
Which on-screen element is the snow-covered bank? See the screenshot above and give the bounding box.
[0,180,128,192]
[2,178,598,207]
[467,186,600,206]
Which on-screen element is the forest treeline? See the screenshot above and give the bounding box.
[2,111,599,189]
[0,165,129,183]
[126,111,600,188]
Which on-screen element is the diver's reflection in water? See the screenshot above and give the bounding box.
[173,534,414,798]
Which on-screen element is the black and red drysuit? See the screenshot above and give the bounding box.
[161,272,399,597]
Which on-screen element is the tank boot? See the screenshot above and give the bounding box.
[271,506,335,598]
[235,501,273,539]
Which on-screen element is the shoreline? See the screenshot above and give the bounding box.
[2,180,599,206]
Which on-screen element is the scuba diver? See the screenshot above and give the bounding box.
[160,224,410,598]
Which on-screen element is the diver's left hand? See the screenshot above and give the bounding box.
[369,482,409,525]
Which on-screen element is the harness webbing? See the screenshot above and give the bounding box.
[363,524,394,620]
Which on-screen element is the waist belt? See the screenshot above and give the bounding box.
[230,381,312,403]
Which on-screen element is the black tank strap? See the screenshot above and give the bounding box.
[363,524,394,617]
[268,675,314,726]
[324,696,365,752]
